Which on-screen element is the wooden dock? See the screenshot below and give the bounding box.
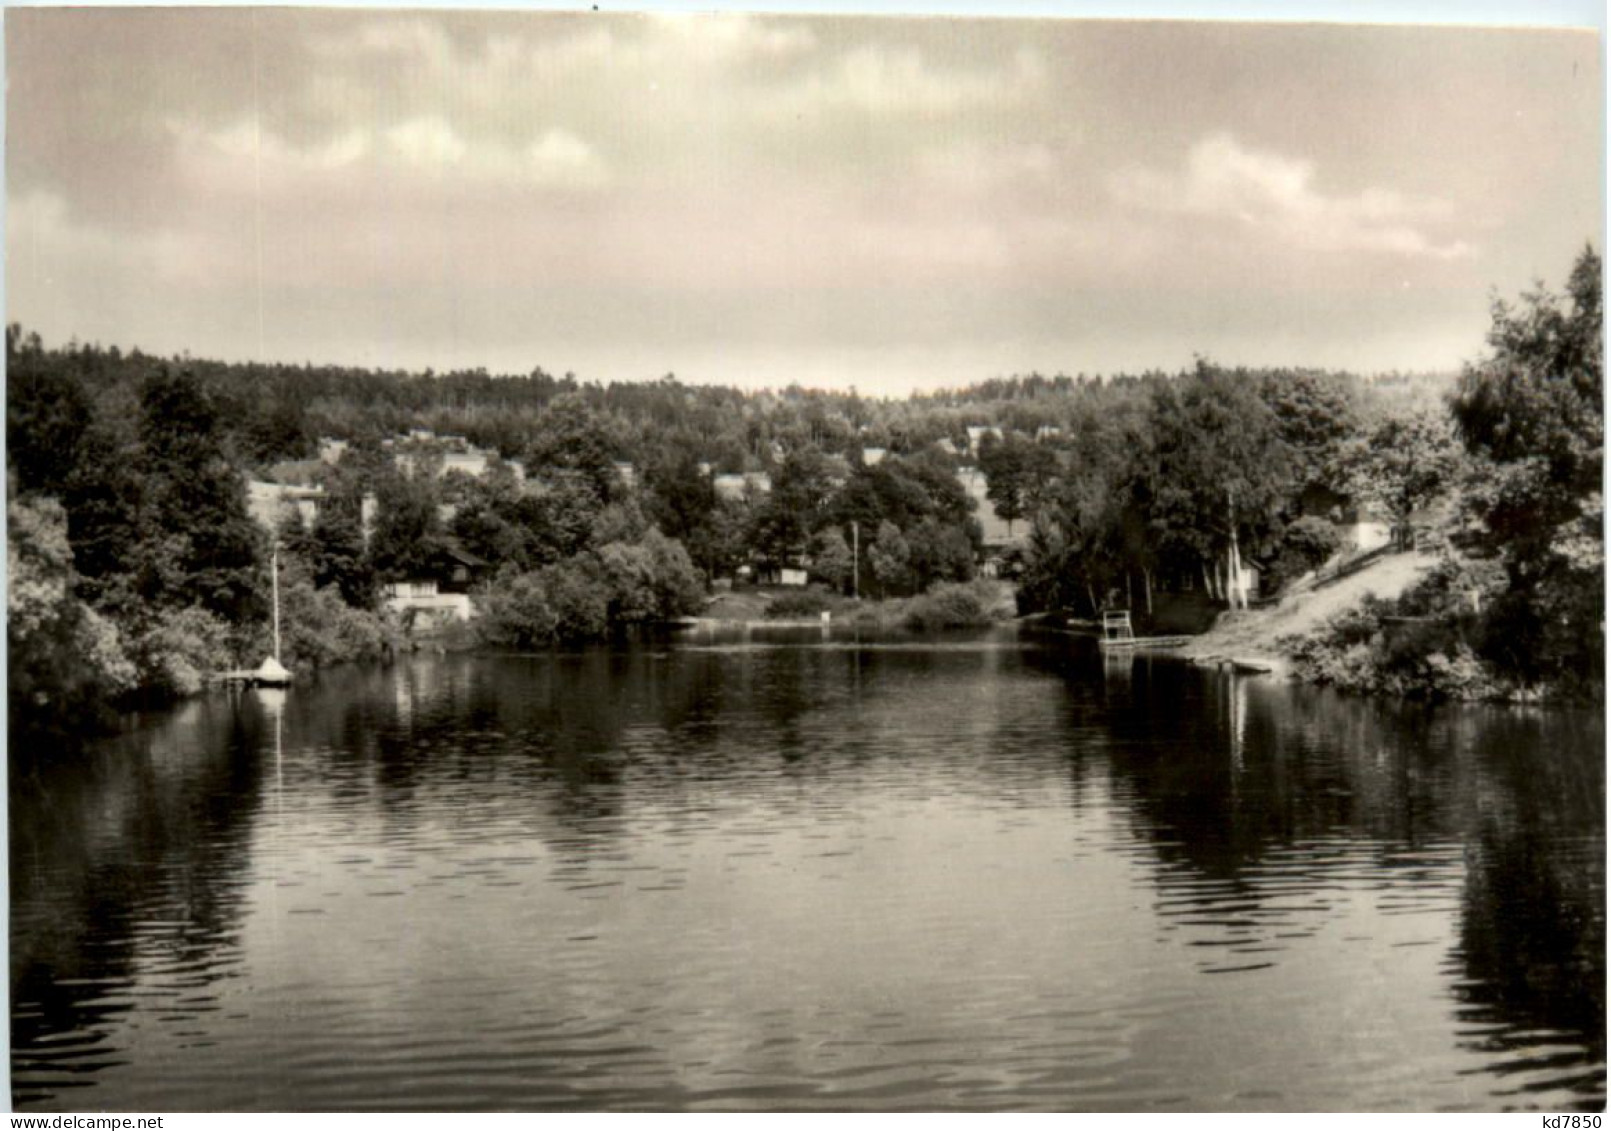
[1097,635,1191,651]
[212,659,292,687]
[1097,609,1190,651]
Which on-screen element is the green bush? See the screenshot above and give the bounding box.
[477,571,559,649]
[764,589,834,620]
[594,541,659,624]
[901,582,989,631]
[479,532,706,648]
[255,575,400,673]
[130,606,235,699]
[9,496,138,731]
[1284,582,1506,701]
[541,558,610,642]
[642,528,706,619]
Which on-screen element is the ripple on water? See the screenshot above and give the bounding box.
[9,646,1604,1111]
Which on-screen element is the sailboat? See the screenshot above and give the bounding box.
[255,541,292,687]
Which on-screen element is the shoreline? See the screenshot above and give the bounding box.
[1172,551,1439,677]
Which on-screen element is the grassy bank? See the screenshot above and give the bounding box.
[704,579,1017,632]
[1176,551,1438,671]
[1180,550,1600,703]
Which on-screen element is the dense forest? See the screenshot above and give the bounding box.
[8,247,1602,737]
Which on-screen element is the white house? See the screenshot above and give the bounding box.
[965,425,1001,455]
[383,580,474,624]
[246,479,325,532]
[713,472,772,501]
[1337,505,1393,554]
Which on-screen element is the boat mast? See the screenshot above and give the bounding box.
[272,540,282,663]
[852,520,859,600]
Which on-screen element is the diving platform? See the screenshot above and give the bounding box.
[1096,609,1189,651]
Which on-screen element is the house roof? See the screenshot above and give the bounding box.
[439,539,490,570]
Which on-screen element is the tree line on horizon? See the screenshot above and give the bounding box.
[7,246,1602,739]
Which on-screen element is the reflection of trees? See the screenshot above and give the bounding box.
[1079,657,1469,877]
[17,643,1601,1109]
[1064,652,1604,1104]
[11,695,268,1107]
[1444,709,1605,1105]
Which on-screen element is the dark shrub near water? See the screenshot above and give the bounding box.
[763,590,836,620]
[900,582,990,631]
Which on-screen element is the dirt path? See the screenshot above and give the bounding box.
[1178,551,1438,667]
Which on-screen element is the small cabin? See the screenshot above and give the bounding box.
[246,479,326,532]
[1336,506,1392,555]
[384,579,473,624]
[381,542,490,627]
[713,472,772,501]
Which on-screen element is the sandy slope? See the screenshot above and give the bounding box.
[1178,551,1438,666]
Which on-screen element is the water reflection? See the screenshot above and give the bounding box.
[11,634,1604,1111]
[1076,647,1604,1106]
[11,694,271,1106]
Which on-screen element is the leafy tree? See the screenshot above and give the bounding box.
[535,470,605,561]
[907,518,975,589]
[1258,369,1361,494]
[1343,411,1462,542]
[751,446,837,568]
[1264,515,1343,593]
[590,495,650,548]
[8,495,136,736]
[1451,245,1603,688]
[6,341,93,497]
[60,420,144,607]
[310,480,375,607]
[367,468,447,582]
[639,528,706,618]
[644,448,719,568]
[263,565,394,671]
[593,541,660,624]
[977,432,1032,535]
[525,394,621,504]
[477,570,560,649]
[136,367,263,622]
[540,558,610,642]
[1014,401,1145,616]
[868,520,913,596]
[706,497,755,580]
[1016,510,1078,615]
[898,448,979,529]
[832,462,932,534]
[124,605,236,701]
[809,528,854,591]
[238,392,312,466]
[1141,362,1292,597]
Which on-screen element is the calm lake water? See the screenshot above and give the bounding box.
[10,628,1605,1112]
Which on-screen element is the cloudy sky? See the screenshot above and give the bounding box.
[6,7,1602,392]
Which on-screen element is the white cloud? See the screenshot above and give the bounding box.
[643,12,817,61]
[1112,132,1473,260]
[170,118,371,172]
[7,187,244,297]
[173,114,607,191]
[311,16,455,67]
[912,140,1057,199]
[525,129,609,186]
[386,116,469,166]
[762,43,1044,120]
